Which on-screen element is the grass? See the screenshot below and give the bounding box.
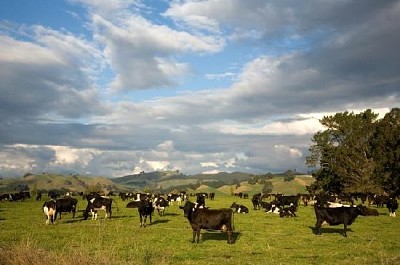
[1,193,399,265]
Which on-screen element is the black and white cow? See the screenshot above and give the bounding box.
[55,197,78,220]
[180,201,234,244]
[387,196,398,217]
[138,199,154,227]
[279,204,297,218]
[230,202,249,213]
[43,200,56,224]
[153,196,169,216]
[83,195,113,220]
[196,193,206,208]
[314,204,366,237]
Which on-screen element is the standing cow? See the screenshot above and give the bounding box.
[180,201,234,244]
[83,195,113,220]
[55,197,78,220]
[43,200,56,224]
[314,204,366,237]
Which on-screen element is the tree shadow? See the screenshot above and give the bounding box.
[308,226,353,236]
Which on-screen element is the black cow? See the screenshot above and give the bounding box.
[83,196,113,220]
[209,192,215,201]
[55,197,78,220]
[359,205,379,216]
[180,201,234,244]
[277,195,299,208]
[43,200,56,224]
[387,197,398,217]
[314,204,366,237]
[230,202,249,213]
[138,199,154,227]
[251,193,261,210]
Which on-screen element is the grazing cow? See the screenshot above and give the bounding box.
[83,196,113,220]
[251,193,261,210]
[55,197,78,220]
[230,202,249,213]
[36,192,42,201]
[43,200,56,224]
[180,201,234,244]
[387,197,398,217]
[138,199,154,227]
[314,204,366,237]
[153,196,169,216]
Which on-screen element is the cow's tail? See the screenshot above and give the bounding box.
[112,198,119,212]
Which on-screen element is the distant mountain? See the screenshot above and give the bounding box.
[0,171,314,195]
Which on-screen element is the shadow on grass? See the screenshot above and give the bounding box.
[149,219,170,225]
[308,226,353,236]
[200,231,241,244]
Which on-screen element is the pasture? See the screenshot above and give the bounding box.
[1,194,399,265]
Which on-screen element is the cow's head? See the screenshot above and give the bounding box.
[179,201,195,217]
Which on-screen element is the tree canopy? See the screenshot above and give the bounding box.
[306,108,400,195]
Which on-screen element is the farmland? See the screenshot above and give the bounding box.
[1,190,400,265]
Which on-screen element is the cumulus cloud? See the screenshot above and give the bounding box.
[1,1,399,178]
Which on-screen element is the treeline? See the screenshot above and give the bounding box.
[306,108,400,195]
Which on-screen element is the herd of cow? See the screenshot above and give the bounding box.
[2,190,398,243]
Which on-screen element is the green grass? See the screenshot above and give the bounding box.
[1,194,399,265]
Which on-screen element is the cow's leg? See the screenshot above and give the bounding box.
[196,229,201,243]
[140,214,143,227]
[227,230,233,244]
[315,220,323,235]
[343,223,348,237]
[191,230,196,243]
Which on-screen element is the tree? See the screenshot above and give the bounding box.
[262,181,273,194]
[370,108,400,194]
[306,109,379,193]
[283,170,295,182]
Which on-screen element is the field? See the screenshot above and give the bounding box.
[1,193,400,265]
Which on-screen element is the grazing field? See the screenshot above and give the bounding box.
[1,194,399,265]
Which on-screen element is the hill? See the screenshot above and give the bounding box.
[0,173,122,194]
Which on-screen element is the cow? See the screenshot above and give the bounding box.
[180,201,234,244]
[36,192,42,201]
[196,193,206,208]
[55,197,78,220]
[230,202,249,213]
[276,195,300,208]
[279,204,297,218]
[83,196,113,220]
[359,205,379,216]
[43,200,56,224]
[251,193,261,210]
[153,196,169,216]
[314,204,366,237]
[138,199,154,227]
[209,192,215,201]
[387,197,398,217]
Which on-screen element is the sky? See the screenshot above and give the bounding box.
[0,0,399,178]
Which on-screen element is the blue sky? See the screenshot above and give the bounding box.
[0,0,398,178]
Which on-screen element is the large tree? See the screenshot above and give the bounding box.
[306,109,379,193]
[370,108,400,195]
